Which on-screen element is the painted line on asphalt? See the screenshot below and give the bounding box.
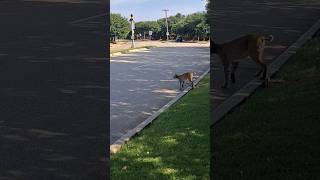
[210,17,320,127]
[110,68,210,153]
[70,13,107,24]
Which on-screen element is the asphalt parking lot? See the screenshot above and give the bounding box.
[110,46,209,144]
[0,1,108,179]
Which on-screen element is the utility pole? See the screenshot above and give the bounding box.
[162,9,169,41]
[129,14,135,48]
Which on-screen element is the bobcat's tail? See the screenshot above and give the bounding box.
[264,35,274,42]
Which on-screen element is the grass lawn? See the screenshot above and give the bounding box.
[211,37,320,179]
[111,75,210,179]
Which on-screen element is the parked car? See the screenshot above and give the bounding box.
[176,36,183,42]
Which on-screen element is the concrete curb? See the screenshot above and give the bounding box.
[110,47,153,57]
[110,68,210,153]
[210,18,320,127]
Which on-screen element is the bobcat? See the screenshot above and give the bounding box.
[211,34,273,88]
[174,72,194,90]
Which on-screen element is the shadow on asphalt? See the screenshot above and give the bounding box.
[0,1,108,179]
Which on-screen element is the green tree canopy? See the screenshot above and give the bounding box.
[170,12,208,40]
[110,13,130,41]
[135,21,160,37]
[110,11,209,41]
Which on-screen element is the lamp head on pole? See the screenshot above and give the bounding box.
[129,14,134,21]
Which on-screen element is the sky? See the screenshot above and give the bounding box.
[110,0,207,22]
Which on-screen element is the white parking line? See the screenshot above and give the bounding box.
[70,13,107,24]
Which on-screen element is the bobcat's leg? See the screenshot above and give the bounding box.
[254,68,263,77]
[251,53,267,80]
[261,63,267,80]
[231,62,238,83]
[222,64,230,88]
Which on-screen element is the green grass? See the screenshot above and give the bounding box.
[111,76,210,180]
[211,37,320,179]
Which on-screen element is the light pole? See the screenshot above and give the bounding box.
[129,14,135,48]
[162,9,169,41]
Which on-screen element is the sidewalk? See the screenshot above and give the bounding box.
[110,40,209,54]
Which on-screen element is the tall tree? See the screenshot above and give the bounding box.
[206,0,213,33]
[110,13,130,42]
[135,21,160,39]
